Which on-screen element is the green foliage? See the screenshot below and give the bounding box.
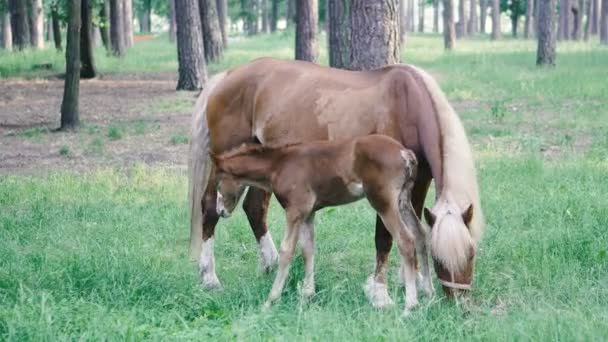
[107,125,123,140]
[169,132,188,145]
[58,145,71,156]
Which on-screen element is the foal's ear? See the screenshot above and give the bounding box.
[209,152,220,166]
[423,208,436,227]
[462,204,474,227]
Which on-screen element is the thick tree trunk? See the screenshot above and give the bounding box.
[584,0,592,39]
[61,0,82,130]
[328,0,351,68]
[271,0,278,32]
[1,9,12,50]
[537,0,556,65]
[8,0,29,50]
[124,0,133,46]
[175,0,206,90]
[443,0,456,48]
[216,0,227,46]
[524,0,534,38]
[199,0,224,62]
[480,0,487,33]
[169,0,177,42]
[110,0,126,56]
[52,6,62,51]
[419,0,425,32]
[99,1,111,51]
[295,0,317,62]
[30,0,44,49]
[601,0,608,43]
[80,0,96,78]
[400,0,407,42]
[491,0,500,39]
[350,0,399,70]
[457,0,468,36]
[434,0,440,32]
[558,0,571,39]
[468,0,478,34]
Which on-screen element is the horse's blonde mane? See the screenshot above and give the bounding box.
[408,65,485,272]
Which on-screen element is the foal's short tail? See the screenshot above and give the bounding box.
[397,149,429,237]
[189,72,227,261]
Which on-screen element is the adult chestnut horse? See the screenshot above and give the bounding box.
[189,58,484,301]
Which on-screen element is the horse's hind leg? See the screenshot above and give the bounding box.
[199,175,221,289]
[243,188,279,272]
[299,216,315,298]
[364,217,394,309]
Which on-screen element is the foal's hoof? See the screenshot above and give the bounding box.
[301,286,316,299]
[417,275,435,297]
[200,273,222,290]
[261,301,273,312]
[364,275,395,309]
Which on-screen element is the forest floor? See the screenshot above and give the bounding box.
[1,33,608,340]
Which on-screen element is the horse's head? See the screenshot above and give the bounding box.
[424,198,476,298]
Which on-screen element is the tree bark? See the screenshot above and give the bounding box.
[30,0,44,49]
[571,0,582,39]
[524,0,534,38]
[80,0,96,78]
[175,0,207,90]
[110,0,126,56]
[328,0,351,68]
[99,0,111,51]
[350,0,399,70]
[400,0,407,42]
[601,0,608,43]
[199,0,224,62]
[458,0,468,36]
[61,0,82,130]
[443,0,456,48]
[295,0,317,62]
[408,0,414,31]
[419,0,426,32]
[591,0,599,33]
[558,0,571,39]
[491,0,500,39]
[139,0,152,32]
[216,0,227,45]
[1,8,12,50]
[434,0,440,32]
[46,16,53,42]
[480,0,487,33]
[52,5,62,51]
[287,0,295,28]
[584,0,592,39]
[468,0,478,34]
[123,0,133,46]
[271,0,278,32]
[511,15,519,36]
[537,0,556,66]
[261,0,269,32]
[8,0,29,50]
[169,0,177,42]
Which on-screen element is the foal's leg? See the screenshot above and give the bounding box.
[299,216,315,298]
[401,201,434,297]
[199,176,222,289]
[243,188,279,272]
[364,217,394,308]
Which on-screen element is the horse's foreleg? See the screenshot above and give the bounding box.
[364,217,394,308]
[199,180,221,289]
[243,188,279,272]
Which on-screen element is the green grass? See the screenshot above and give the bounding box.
[2,33,608,340]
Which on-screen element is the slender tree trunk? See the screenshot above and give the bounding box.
[61,0,82,130]
[287,0,295,28]
[52,5,62,51]
[434,0,440,32]
[400,0,407,42]
[525,0,534,37]
[480,0,487,33]
[216,0,227,46]
[261,0,269,32]
[99,1,110,50]
[571,0,582,39]
[535,0,540,32]
[175,0,207,90]
[491,0,500,39]
[511,15,518,36]
[468,0,478,34]
[141,0,152,32]
[295,0,317,62]
[419,0,425,32]
[328,0,351,68]
[457,0,468,36]
[601,0,608,43]
[123,0,133,46]
[80,0,96,78]
[8,0,29,50]
[30,0,44,48]
[591,0,599,33]
[408,0,414,31]
[584,0,592,39]
[169,0,177,42]
[46,16,52,42]
[271,0,278,32]
[110,0,126,56]
[443,0,456,48]
[199,0,224,62]
[350,0,399,70]
[537,0,556,65]
[1,8,12,50]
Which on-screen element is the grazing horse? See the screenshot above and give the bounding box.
[211,135,429,314]
[189,58,484,303]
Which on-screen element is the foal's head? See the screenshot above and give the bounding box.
[424,197,476,298]
[215,174,246,218]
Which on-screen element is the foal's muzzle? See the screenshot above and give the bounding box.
[216,193,231,218]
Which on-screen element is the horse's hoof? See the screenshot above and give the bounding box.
[364,275,395,309]
[261,301,273,312]
[301,286,316,299]
[401,309,412,318]
[200,273,222,290]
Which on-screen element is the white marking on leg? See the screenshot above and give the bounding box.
[258,232,279,273]
[401,257,418,314]
[199,238,221,289]
[363,274,394,309]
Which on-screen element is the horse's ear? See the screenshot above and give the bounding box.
[462,204,474,227]
[423,208,436,227]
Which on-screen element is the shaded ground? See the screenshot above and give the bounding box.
[0,73,198,174]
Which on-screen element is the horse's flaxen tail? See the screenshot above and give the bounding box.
[189,72,227,261]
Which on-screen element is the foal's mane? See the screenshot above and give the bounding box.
[214,142,303,160]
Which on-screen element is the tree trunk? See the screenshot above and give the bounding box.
[141,0,152,32]
[457,0,468,36]
[80,0,96,78]
[443,0,456,48]
[199,0,224,62]
[295,0,317,62]
[46,16,53,42]
[434,0,440,32]
[123,0,133,46]
[350,0,399,70]
[511,15,518,36]
[1,8,12,50]
[110,0,126,56]
[169,0,177,42]
[99,1,111,51]
[30,0,44,49]
[216,0,227,45]
[175,0,207,90]
[601,0,608,43]
[468,0,478,34]
[419,0,425,32]
[524,0,534,37]
[558,0,571,39]
[400,0,407,42]
[584,0,592,39]
[408,0,414,31]
[287,0,295,28]
[591,0,599,33]
[8,0,29,50]
[480,0,487,33]
[52,5,62,51]
[61,0,82,130]
[491,0,500,39]
[571,0,581,39]
[328,0,351,68]
[537,0,556,65]
[261,0,269,32]
[271,0,278,32]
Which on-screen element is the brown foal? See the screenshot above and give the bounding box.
[211,134,431,314]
